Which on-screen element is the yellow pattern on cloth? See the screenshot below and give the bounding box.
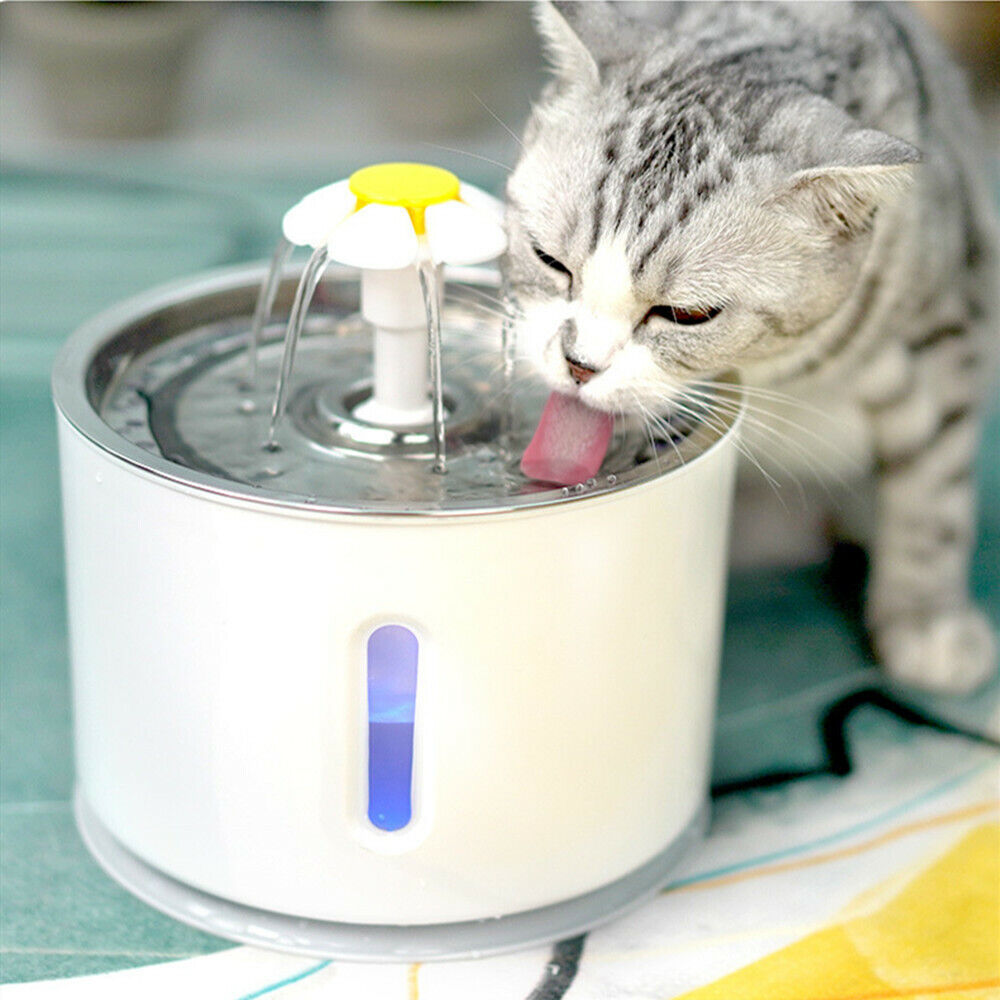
[677,823,1000,1000]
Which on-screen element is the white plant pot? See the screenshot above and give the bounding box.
[7,1,210,138]
[330,2,533,135]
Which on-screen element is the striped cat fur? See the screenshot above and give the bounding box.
[505,1,999,692]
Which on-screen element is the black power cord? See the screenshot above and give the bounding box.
[711,685,1000,799]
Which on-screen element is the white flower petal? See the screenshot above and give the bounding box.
[281,180,355,248]
[424,199,508,265]
[326,203,418,270]
[458,183,504,225]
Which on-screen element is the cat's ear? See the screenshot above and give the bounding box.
[535,1,634,88]
[773,103,921,238]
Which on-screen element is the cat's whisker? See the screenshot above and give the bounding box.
[636,392,742,478]
[443,346,534,381]
[629,394,678,476]
[684,378,853,429]
[631,393,687,471]
[454,303,516,322]
[669,390,828,479]
[674,392,851,510]
[420,142,514,175]
[449,356,534,384]
[451,285,517,312]
[696,405,816,506]
[454,303,517,324]
[684,377,819,408]
[668,381,865,474]
[467,89,525,150]
[649,393,786,502]
[449,290,516,312]
[448,299,523,328]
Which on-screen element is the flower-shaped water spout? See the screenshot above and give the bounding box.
[283,163,506,270]
[259,164,506,460]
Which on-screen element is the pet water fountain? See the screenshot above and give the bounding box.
[53,164,742,960]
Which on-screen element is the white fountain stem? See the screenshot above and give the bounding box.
[353,266,434,427]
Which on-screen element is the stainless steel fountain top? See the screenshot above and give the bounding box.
[53,165,741,517]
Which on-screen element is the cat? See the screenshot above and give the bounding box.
[504,1,999,693]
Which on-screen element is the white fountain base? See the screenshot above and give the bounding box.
[75,791,708,962]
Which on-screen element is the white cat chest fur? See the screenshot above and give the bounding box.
[53,193,741,957]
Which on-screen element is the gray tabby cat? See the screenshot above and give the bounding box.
[505,1,999,692]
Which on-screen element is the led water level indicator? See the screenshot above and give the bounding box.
[366,625,419,832]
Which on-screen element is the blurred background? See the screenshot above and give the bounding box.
[0,1,548,378]
[2,2,997,154]
[1,1,998,987]
[1,2,545,173]
[1,1,997,377]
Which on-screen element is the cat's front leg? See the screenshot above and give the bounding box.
[863,359,996,693]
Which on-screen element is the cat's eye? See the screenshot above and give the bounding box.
[532,245,572,278]
[644,304,722,326]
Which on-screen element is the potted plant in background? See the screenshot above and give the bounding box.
[6,1,212,138]
[328,1,536,136]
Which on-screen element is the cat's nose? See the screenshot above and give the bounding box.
[565,353,599,385]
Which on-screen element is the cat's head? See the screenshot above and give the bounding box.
[505,1,921,414]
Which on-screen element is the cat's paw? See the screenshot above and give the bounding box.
[874,607,997,694]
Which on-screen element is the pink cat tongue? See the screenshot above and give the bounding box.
[521,391,614,486]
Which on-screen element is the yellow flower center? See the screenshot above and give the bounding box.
[349,163,461,235]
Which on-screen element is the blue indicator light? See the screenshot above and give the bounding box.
[366,625,418,832]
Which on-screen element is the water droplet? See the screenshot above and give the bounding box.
[573,483,585,493]
[548,963,561,975]
[586,478,597,487]
[95,473,104,484]
[238,399,256,414]
[263,441,281,453]
[561,487,570,497]
[606,474,618,485]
